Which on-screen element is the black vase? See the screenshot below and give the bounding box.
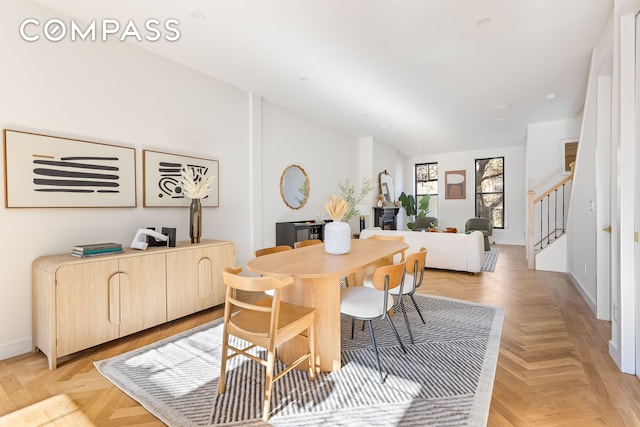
[189,199,202,244]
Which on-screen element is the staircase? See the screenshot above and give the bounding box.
[527,164,574,269]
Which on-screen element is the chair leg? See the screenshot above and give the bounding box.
[409,294,426,324]
[366,320,385,384]
[386,316,407,354]
[218,329,229,394]
[351,317,355,339]
[262,347,276,422]
[399,297,414,344]
[308,322,317,381]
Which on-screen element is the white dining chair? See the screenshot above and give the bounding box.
[363,247,427,344]
[340,261,407,383]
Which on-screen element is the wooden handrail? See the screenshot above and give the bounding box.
[527,162,575,270]
[534,163,575,203]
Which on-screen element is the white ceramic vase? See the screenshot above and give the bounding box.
[324,221,351,254]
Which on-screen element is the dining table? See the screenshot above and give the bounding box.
[246,238,408,372]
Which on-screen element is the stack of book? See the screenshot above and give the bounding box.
[71,242,123,258]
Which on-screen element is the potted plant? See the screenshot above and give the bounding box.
[337,178,373,223]
[398,192,431,230]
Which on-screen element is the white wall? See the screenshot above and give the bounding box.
[0,0,358,361]
[405,145,526,245]
[566,18,614,308]
[260,101,356,245]
[609,0,640,373]
[525,118,581,192]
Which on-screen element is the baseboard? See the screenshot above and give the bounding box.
[609,340,622,371]
[0,337,32,362]
[567,272,596,315]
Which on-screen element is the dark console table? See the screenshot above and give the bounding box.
[372,207,399,230]
[276,220,327,248]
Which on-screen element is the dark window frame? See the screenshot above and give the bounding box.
[474,156,504,229]
[415,162,438,218]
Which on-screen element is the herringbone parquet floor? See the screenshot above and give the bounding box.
[1,244,640,426]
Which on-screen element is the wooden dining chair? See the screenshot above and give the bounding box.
[368,234,406,262]
[293,239,322,248]
[218,267,316,422]
[255,245,293,257]
[363,247,427,344]
[255,245,293,296]
[340,261,407,384]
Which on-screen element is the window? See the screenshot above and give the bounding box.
[562,139,578,175]
[415,162,438,218]
[475,157,504,229]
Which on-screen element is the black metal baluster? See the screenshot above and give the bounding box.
[539,200,543,250]
[546,195,550,246]
[554,189,558,240]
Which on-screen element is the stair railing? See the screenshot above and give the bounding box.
[527,163,574,269]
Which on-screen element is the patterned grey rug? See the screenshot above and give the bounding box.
[481,248,500,272]
[95,295,504,426]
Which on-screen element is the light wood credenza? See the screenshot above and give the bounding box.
[32,239,235,369]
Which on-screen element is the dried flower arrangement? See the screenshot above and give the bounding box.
[180,168,216,199]
[324,195,349,222]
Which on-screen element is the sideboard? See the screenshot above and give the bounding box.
[32,239,235,369]
[275,220,326,247]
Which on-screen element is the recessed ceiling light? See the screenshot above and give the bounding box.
[545,93,557,100]
[476,17,492,27]
[360,113,369,118]
[190,11,206,21]
[298,76,309,82]
[497,117,505,121]
[493,103,511,110]
[379,123,391,129]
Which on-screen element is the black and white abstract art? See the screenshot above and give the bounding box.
[143,150,219,207]
[3,130,136,208]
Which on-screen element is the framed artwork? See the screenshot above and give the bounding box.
[445,170,466,200]
[143,150,219,207]
[3,129,136,208]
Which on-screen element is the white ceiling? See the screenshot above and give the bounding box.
[33,0,613,156]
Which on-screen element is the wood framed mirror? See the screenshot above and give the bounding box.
[280,164,309,209]
[379,170,394,205]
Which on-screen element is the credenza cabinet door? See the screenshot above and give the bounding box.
[55,260,120,358]
[166,243,234,321]
[118,253,167,336]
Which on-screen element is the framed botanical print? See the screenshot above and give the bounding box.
[3,129,136,208]
[143,149,219,207]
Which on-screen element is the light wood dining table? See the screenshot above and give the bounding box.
[246,238,408,372]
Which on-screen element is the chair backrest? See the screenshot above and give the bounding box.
[254,245,292,257]
[369,234,406,262]
[293,239,322,249]
[406,247,427,291]
[370,262,406,293]
[222,267,294,334]
[406,247,427,274]
[465,217,493,234]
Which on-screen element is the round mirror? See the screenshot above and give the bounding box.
[379,170,395,205]
[280,164,309,209]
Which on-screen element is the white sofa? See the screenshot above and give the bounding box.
[359,228,485,273]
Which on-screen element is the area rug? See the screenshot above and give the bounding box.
[481,248,500,272]
[95,295,504,426]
